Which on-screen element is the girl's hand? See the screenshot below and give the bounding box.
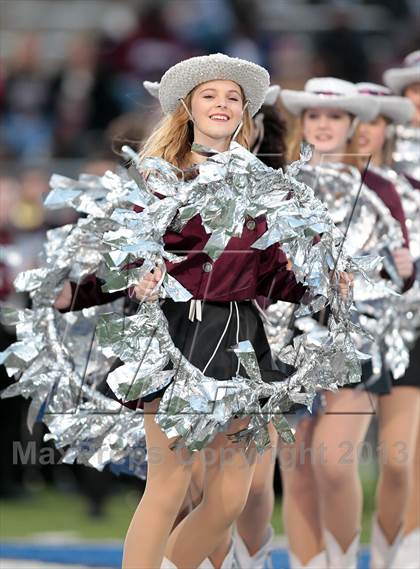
[392,247,413,279]
[54,281,73,309]
[131,268,163,302]
[338,271,354,299]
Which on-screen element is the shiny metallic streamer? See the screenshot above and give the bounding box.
[1,143,383,463]
[280,162,408,384]
[393,125,420,182]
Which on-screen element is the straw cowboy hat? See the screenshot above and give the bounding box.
[383,50,420,95]
[156,53,270,117]
[281,77,379,122]
[357,82,415,124]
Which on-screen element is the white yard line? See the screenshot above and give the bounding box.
[0,561,103,569]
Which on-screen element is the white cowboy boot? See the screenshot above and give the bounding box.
[198,540,237,569]
[161,558,178,569]
[392,528,420,569]
[370,516,403,568]
[289,550,328,568]
[324,529,360,569]
[234,525,274,569]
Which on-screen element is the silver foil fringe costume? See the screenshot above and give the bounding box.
[1,143,383,474]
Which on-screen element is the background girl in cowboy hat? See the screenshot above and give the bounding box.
[382,50,420,569]
[355,82,418,569]
[275,76,413,569]
[384,50,420,185]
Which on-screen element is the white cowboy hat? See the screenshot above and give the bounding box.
[281,77,379,122]
[145,80,280,109]
[383,50,420,95]
[356,82,415,124]
[158,53,270,117]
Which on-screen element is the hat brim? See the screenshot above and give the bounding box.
[143,81,160,99]
[281,90,379,122]
[376,96,415,124]
[263,85,281,106]
[159,54,270,117]
[383,68,420,95]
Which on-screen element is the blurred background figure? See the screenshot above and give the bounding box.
[313,7,369,81]
[0,33,53,160]
[108,3,191,112]
[50,33,120,158]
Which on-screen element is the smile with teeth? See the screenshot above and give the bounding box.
[210,114,230,121]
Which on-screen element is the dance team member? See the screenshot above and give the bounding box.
[142,79,292,569]
[55,54,352,569]
[356,81,418,569]
[141,78,286,569]
[275,77,411,569]
[383,50,420,569]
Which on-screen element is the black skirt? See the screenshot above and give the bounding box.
[118,299,289,408]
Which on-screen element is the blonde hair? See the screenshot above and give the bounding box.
[287,113,360,168]
[139,87,252,169]
[378,116,394,167]
[354,115,394,170]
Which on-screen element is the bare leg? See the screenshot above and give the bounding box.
[236,422,278,555]
[188,452,235,568]
[122,399,194,569]
[209,528,234,569]
[312,389,375,551]
[278,416,323,564]
[404,422,420,533]
[165,417,257,568]
[404,430,420,534]
[392,391,420,569]
[376,387,420,541]
[172,455,205,530]
[172,453,235,568]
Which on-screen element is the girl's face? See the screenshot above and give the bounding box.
[404,82,420,126]
[302,107,352,158]
[190,80,244,148]
[358,114,388,156]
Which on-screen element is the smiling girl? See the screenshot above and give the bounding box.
[55,54,354,569]
[275,77,411,569]
[140,80,288,568]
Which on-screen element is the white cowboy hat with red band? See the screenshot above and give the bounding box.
[383,50,420,95]
[156,53,270,117]
[280,77,379,122]
[357,82,415,124]
[144,79,280,108]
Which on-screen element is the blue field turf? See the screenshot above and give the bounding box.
[0,543,371,568]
